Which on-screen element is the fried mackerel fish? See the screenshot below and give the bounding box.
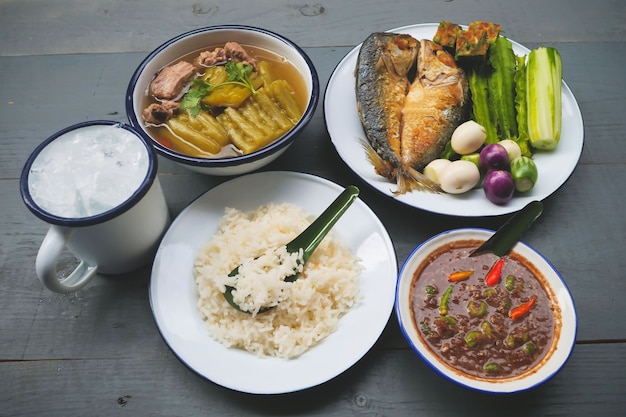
[355,33,470,194]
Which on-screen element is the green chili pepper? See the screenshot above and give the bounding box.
[436,316,457,326]
[434,316,459,338]
[505,331,530,349]
[439,285,453,316]
[465,331,486,348]
[481,321,493,336]
[497,296,513,315]
[505,275,516,291]
[523,341,537,355]
[505,334,516,348]
[468,300,488,318]
[425,285,438,295]
[483,362,504,374]
[482,288,497,298]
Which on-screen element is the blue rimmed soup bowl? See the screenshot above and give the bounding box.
[126,25,319,176]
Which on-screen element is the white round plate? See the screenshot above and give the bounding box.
[324,23,584,217]
[149,171,397,394]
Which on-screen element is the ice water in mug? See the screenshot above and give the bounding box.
[27,124,150,219]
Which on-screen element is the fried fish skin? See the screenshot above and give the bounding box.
[401,39,470,171]
[355,33,441,193]
[356,32,417,161]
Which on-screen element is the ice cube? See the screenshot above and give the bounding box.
[28,124,149,219]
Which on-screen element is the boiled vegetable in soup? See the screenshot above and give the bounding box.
[142,42,307,158]
[410,239,560,379]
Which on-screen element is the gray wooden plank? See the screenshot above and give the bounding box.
[1,0,624,56]
[1,344,624,416]
[0,53,139,178]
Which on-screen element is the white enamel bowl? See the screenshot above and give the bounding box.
[126,25,319,176]
[395,228,577,393]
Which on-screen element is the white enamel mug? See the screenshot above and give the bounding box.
[20,121,171,293]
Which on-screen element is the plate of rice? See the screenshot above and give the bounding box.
[149,171,397,394]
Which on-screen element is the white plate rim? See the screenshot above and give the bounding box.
[149,171,398,394]
[324,23,584,217]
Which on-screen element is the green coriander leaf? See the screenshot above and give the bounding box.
[180,61,257,118]
[225,61,256,93]
[193,78,212,91]
[180,94,201,116]
[225,61,239,82]
[180,79,213,116]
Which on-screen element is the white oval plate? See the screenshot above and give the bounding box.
[324,23,584,217]
[149,171,398,394]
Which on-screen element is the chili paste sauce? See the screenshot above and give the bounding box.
[410,239,558,379]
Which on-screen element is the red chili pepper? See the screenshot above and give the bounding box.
[448,270,474,282]
[509,296,537,320]
[485,258,504,286]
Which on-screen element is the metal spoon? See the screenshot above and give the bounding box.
[470,200,544,258]
[223,185,360,313]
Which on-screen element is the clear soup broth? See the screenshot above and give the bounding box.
[142,44,308,158]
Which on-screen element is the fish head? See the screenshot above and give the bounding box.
[418,39,467,90]
[376,34,419,78]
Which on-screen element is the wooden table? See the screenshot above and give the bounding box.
[2,1,625,415]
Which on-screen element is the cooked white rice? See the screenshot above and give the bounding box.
[193,202,362,359]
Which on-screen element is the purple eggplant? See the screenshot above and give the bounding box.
[483,170,515,205]
[479,143,509,172]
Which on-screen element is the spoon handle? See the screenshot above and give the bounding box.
[285,185,360,263]
[224,185,360,313]
[470,200,543,258]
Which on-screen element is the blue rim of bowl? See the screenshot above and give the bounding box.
[125,25,320,168]
[19,120,158,227]
[394,227,578,393]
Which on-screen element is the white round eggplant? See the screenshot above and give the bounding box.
[499,139,522,162]
[423,158,452,185]
[450,121,487,155]
[439,160,481,194]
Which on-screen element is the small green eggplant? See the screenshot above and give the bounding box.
[510,155,538,192]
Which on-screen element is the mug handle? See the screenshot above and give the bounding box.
[35,226,98,293]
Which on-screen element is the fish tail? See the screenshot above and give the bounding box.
[359,138,442,194]
[359,138,396,179]
[394,165,442,195]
